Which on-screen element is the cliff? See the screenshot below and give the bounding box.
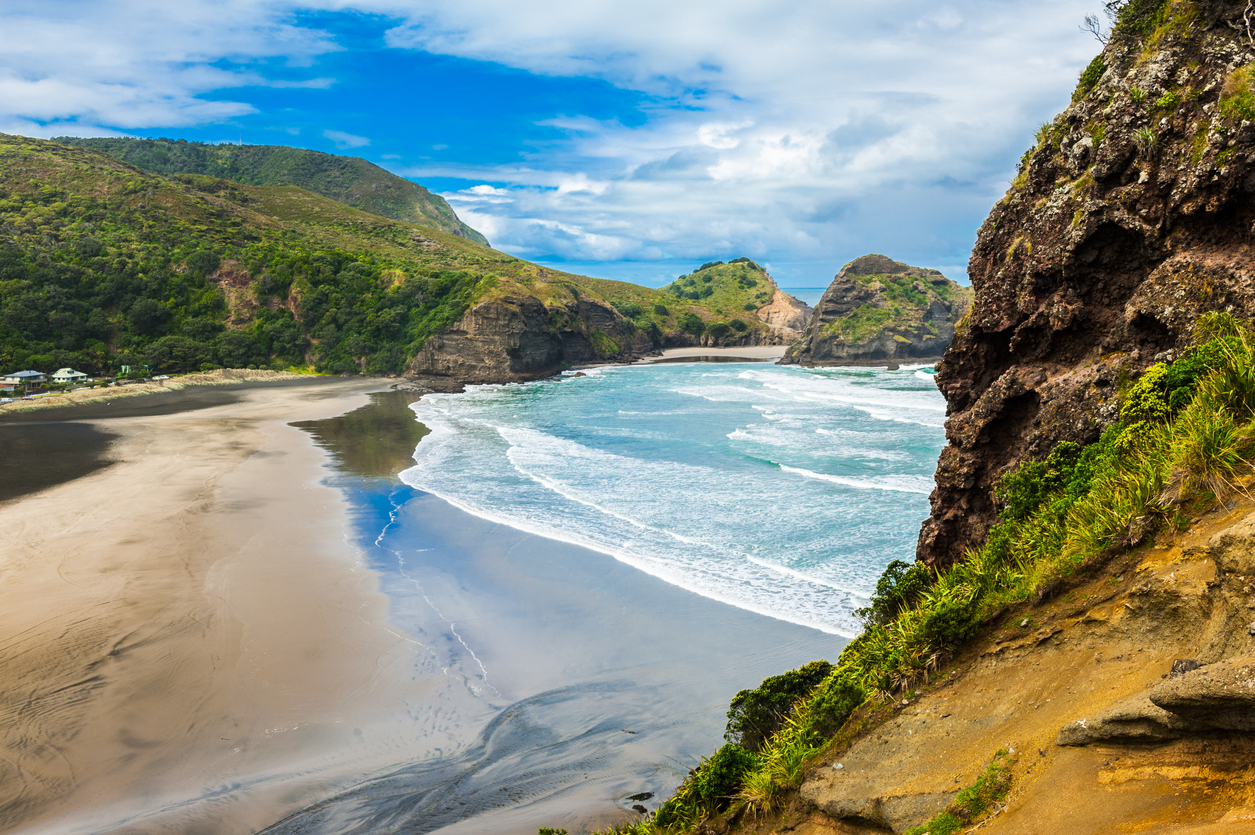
[779,254,970,367]
[661,258,813,342]
[55,136,490,245]
[919,0,1255,568]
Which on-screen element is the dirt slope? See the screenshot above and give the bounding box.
[731,498,1255,835]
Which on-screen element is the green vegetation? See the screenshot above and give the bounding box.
[1106,0,1170,44]
[0,134,738,377]
[56,136,488,244]
[904,749,1015,835]
[661,259,775,315]
[1220,66,1255,123]
[724,660,833,753]
[592,312,1255,835]
[1075,55,1107,99]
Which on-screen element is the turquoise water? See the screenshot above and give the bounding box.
[402,361,946,637]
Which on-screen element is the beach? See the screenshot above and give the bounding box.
[0,374,844,834]
[0,379,424,833]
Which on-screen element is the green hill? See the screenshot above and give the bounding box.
[0,134,764,380]
[54,136,489,245]
[662,258,776,314]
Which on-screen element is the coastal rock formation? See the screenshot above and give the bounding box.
[757,289,812,341]
[408,294,653,383]
[918,3,1255,567]
[662,258,812,344]
[779,254,970,367]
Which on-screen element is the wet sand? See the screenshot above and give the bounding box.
[0,379,423,834]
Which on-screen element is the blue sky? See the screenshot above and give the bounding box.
[1,0,1103,289]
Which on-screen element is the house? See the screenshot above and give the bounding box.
[51,367,88,384]
[2,370,46,385]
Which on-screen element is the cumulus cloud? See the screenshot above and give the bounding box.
[0,0,1103,280]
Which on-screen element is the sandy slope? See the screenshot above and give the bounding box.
[0,380,422,834]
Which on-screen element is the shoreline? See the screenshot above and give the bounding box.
[0,378,426,834]
[1,365,853,835]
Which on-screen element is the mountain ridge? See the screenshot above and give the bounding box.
[53,136,490,245]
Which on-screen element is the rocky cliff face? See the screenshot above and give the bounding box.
[408,294,655,383]
[919,1,1255,567]
[780,254,970,366]
[757,289,812,341]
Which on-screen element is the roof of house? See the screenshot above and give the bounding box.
[52,367,85,376]
[4,370,45,379]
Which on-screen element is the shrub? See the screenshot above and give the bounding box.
[725,660,833,752]
[1075,55,1106,99]
[856,559,931,626]
[729,318,748,332]
[614,301,644,318]
[706,322,731,339]
[653,303,668,316]
[1107,0,1169,43]
[678,312,705,335]
[694,744,758,810]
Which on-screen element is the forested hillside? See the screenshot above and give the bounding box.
[0,134,756,380]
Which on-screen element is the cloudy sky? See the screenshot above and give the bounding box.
[1,0,1101,288]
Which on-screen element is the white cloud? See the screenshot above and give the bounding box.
[323,128,370,148]
[370,0,1100,277]
[0,0,1103,280]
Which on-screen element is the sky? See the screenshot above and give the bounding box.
[0,0,1103,288]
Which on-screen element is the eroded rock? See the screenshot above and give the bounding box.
[1150,654,1255,730]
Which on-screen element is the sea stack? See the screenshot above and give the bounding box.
[779,254,971,366]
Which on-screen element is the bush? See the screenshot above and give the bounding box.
[694,744,757,809]
[706,322,731,339]
[857,559,932,626]
[678,311,705,335]
[1075,55,1106,99]
[729,318,748,332]
[725,660,833,752]
[653,303,668,316]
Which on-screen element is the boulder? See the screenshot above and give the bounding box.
[1150,655,1255,731]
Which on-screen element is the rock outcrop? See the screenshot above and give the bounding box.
[757,289,812,341]
[780,254,970,367]
[662,258,812,343]
[918,2,1255,567]
[408,294,654,383]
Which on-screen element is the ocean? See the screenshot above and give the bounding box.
[400,361,946,637]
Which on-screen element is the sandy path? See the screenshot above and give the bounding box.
[0,380,422,834]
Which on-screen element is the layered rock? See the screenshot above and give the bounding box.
[919,3,1255,567]
[408,294,653,383]
[780,254,970,367]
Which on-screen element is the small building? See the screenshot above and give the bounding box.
[51,367,88,384]
[2,370,46,385]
